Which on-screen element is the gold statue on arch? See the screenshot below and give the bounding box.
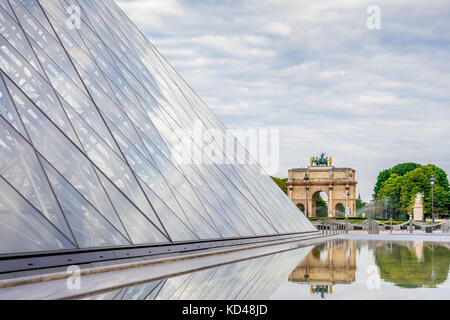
[329,156,333,166]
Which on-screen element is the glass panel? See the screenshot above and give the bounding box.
[0,175,74,254]
[5,75,124,230]
[13,0,57,38]
[97,170,169,244]
[105,115,201,237]
[0,115,74,241]
[149,143,221,235]
[196,192,239,238]
[168,185,221,240]
[41,156,130,248]
[0,36,82,149]
[63,105,165,234]
[0,73,26,136]
[138,177,198,242]
[0,1,17,22]
[0,5,44,74]
[9,0,86,91]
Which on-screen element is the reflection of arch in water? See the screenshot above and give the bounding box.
[374,242,450,288]
[288,240,357,286]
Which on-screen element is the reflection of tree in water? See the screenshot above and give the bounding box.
[375,243,450,288]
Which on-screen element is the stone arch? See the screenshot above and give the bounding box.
[287,166,357,218]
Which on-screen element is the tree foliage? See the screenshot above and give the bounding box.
[373,163,421,198]
[356,199,367,211]
[271,176,288,195]
[376,164,450,216]
[316,195,327,207]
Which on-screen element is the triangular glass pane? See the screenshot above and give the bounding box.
[0,175,74,254]
[0,5,45,75]
[13,0,58,38]
[0,73,27,137]
[138,178,198,242]
[112,125,201,237]
[97,170,169,244]
[41,156,130,248]
[218,199,255,237]
[196,192,239,238]
[0,42,83,150]
[205,164,270,235]
[27,36,89,104]
[0,115,74,242]
[168,185,221,240]
[0,0,17,22]
[6,75,129,235]
[177,163,251,236]
[145,139,221,235]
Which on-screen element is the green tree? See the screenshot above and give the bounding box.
[376,164,450,216]
[391,162,422,177]
[316,195,327,207]
[400,165,450,215]
[271,176,288,195]
[356,199,367,211]
[373,169,392,198]
[315,194,328,217]
[377,174,403,218]
[373,163,421,198]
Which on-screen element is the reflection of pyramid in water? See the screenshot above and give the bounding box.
[0,0,315,257]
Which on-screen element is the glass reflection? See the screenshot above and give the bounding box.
[79,240,450,300]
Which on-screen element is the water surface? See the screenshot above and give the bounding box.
[82,240,450,300]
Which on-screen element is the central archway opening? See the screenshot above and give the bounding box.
[297,203,305,214]
[312,191,328,217]
[335,203,345,217]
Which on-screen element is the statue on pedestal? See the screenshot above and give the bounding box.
[413,193,424,221]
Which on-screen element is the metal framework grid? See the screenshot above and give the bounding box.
[0,0,316,273]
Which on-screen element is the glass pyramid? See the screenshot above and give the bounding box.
[0,0,315,256]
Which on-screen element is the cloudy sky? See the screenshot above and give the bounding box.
[116,0,450,201]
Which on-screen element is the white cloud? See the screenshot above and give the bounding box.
[266,22,292,36]
[116,0,450,201]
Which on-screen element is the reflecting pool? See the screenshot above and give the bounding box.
[82,240,450,300]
